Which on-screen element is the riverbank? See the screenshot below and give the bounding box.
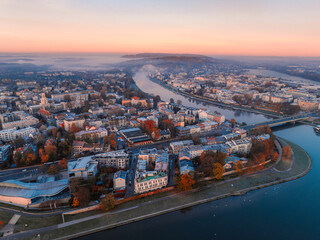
[148,77,282,119]
[14,138,311,240]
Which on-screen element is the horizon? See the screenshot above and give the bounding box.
[1,0,320,56]
[1,52,320,59]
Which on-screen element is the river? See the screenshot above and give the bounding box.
[78,68,320,240]
[133,68,271,124]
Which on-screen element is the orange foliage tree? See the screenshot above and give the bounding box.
[72,197,79,207]
[272,152,279,162]
[58,158,68,169]
[282,146,292,160]
[235,160,244,173]
[178,174,195,191]
[21,152,36,166]
[213,162,225,180]
[39,148,49,163]
[143,120,156,134]
[44,145,58,162]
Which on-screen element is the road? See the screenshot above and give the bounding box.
[0,166,40,182]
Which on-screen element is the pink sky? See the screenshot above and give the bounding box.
[1,0,320,56]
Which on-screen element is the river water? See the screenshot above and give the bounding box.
[78,68,320,240]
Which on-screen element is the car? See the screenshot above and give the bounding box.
[22,169,27,172]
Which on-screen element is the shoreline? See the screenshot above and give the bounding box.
[147,76,282,119]
[19,138,311,240]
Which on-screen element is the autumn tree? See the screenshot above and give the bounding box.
[57,141,72,159]
[72,197,79,207]
[58,158,68,169]
[44,144,58,162]
[143,120,156,135]
[200,151,215,176]
[271,151,279,162]
[177,174,195,191]
[230,118,236,128]
[52,127,58,138]
[47,165,58,175]
[39,148,49,164]
[13,151,23,166]
[282,146,292,160]
[100,194,116,212]
[252,153,266,170]
[21,152,36,166]
[213,163,225,180]
[74,187,91,207]
[70,123,81,133]
[235,160,244,174]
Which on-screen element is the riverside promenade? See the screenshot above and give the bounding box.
[6,138,312,240]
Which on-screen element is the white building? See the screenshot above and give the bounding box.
[68,156,98,180]
[0,111,39,130]
[94,150,129,169]
[0,127,38,142]
[63,119,85,132]
[170,140,194,154]
[113,170,127,190]
[134,171,168,194]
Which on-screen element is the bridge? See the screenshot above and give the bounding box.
[243,113,315,130]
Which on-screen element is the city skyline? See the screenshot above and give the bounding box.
[1,0,320,56]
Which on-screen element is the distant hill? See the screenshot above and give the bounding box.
[122,53,216,64]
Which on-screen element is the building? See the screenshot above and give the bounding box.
[75,128,108,140]
[198,111,225,124]
[63,119,85,132]
[188,145,204,159]
[94,150,130,169]
[119,128,152,146]
[68,156,98,180]
[134,171,168,194]
[51,91,89,102]
[0,179,70,208]
[72,141,85,154]
[0,145,11,165]
[113,170,126,190]
[0,127,38,142]
[0,111,39,130]
[170,140,193,154]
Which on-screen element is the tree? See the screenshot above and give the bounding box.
[100,194,116,212]
[58,158,68,169]
[47,165,58,175]
[74,187,91,207]
[213,163,225,180]
[52,127,58,138]
[44,145,58,162]
[235,160,244,174]
[192,136,201,145]
[110,139,116,150]
[143,120,156,134]
[13,151,23,166]
[282,146,292,160]
[21,152,36,166]
[200,151,215,176]
[177,99,182,105]
[72,197,79,207]
[170,98,175,103]
[39,148,49,164]
[230,118,236,128]
[272,152,279,162]
[70,123,82,133]
[178,174,195,191]
[213,151,227,165]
